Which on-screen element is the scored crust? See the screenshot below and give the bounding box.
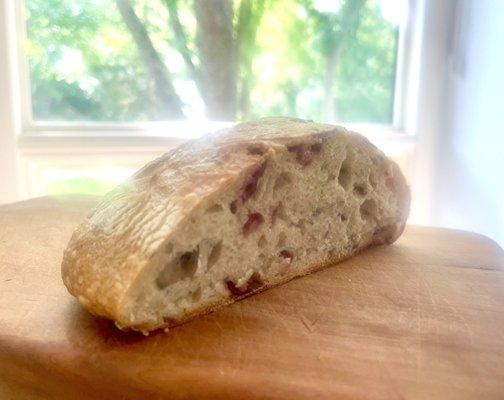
[61,117,410,333]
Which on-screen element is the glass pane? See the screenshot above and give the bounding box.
[25,0,405,123]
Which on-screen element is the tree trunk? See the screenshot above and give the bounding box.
[116,0,184,119]
[194,0,236,120]
[164,0,200,87]
[235,0,266,120]
[322,0,366,121]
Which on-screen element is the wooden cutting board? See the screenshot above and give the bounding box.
[1,196,504,400]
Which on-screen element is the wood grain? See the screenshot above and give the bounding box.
[1,196,503,400]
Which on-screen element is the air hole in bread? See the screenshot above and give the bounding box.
[179,249,199,274]
[273,172,292,193]
[155,248,199,290]
[247,144,266,155]
[229,200,238,214]
[258,235,267,248]
[277,231,286,247]
[313,207,322,217]
[296,219,307,234]
[369,173,377,188]
[353,184,367,197]
[191,287,202,302]
[340,214,348,222]
[360,199,377,220]
[271,202,283,226]
[155,269,171,290]
[207,241,222,269]
[207,204,223,213]
[338,155,352,190]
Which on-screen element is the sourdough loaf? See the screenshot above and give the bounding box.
[61,117,410,333]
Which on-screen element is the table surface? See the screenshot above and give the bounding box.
[1,196,504,400]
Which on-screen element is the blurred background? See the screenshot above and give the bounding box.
[0,0,502,247]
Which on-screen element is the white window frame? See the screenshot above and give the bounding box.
[0,0,456,225]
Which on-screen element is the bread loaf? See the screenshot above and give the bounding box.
[61,117,410,333]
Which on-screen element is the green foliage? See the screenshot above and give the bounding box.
[251,0,320,118]
[335,0,397,122]
[44,176,116,195]
[26,0,164,121]
[26,0,399,123]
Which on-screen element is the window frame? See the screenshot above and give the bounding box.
[1,0,452,209]
[17,0,414,136]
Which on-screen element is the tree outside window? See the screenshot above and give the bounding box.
[25,0,402,123]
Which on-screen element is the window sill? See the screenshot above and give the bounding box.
[17,122,416,155]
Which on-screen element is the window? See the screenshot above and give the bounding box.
[24,0,406,124]
[2,0,426,203]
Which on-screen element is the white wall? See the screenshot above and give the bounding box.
[433,0,504,247]
[0,0,20,203]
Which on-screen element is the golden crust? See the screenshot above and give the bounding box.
[61,117,410,330]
